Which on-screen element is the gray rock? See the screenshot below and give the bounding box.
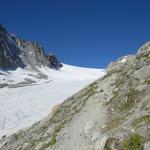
[144,142,150,150]
[6,134,17,145]
[104,137,122,150]
[13,36,63,69]
[47,53,63,69]
[0,24,24,68]
[0,24,62,70]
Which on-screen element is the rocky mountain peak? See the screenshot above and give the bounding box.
[13,36,51,68]
[0,25,24,68]
[47,53,63,69]
[0,24,6,33]
[0,24,62,70]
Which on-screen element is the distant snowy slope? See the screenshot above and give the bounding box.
[0,64,105,137]
[40,64,104,80]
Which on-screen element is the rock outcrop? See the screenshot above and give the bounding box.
[0,24,62,70]
[0,41,149,149]
[0,24,24,68]
[47,53,63,69]
[13,36,51,68]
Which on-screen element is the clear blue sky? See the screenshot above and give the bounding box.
[1,0,150,68]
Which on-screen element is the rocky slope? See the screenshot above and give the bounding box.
[0,24,62,70]
[0,42,149,150]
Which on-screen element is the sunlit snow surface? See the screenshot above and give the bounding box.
[0,64,105,137]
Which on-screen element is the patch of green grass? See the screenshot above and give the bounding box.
[49,136,57,146]
[144,79,150,84]
[40,136,57,150]
[122,134,143,150]
[132,115,150,127]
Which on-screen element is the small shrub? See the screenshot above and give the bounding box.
[132,115,150,127]
[49,136,57,146]
[122,134,143,150]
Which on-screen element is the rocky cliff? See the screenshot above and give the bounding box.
[0,25,24,68]
[0,24,62,70]
[0,42,149,150]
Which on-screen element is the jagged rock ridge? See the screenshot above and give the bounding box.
[0,42,149,150]
[0,25,24,68]
[0,24,62,70]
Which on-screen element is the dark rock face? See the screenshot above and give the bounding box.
[47,53,63,69]
[0,24,62,69]
[0,24,24,68]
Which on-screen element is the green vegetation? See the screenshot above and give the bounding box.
[132,115,150,127]
[105,67,141,133]
[136,55,141,61]
[106,66,139,112]
[122,134,143,150]
[49,136,57,146]
[115,76,125,87]
[118,88,138,112]
[40,136,56,150]
[144,79,150,84]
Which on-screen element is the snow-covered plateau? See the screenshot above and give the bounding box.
[0,64,105,137]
